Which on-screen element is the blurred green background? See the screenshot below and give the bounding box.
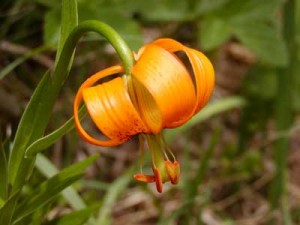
[0,0,299,224]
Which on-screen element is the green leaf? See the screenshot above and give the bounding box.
[198,0,286,66]
[0,45,50,80]
[109,0,195,22]
[165,96,247,142]
[51,205,100,225]
[0,142,8,200]
[243,66,277,100]
[8,72,53,187]
[195,0,231,15]
[78,4,142,51]
[13,154,98,223]
[199,17,232,50]
[0,191,20,225]
[291,63,300,111]
[8,0,79,189]
[25,106,86,157]
[178,129,220,224]
[56,0,78,60]
[218,0,282,23]
[112,19,142,51]
[233,22,288,66]
[43,0,78,51]
[44,10,61,47]
[16,205,50,225]
[140,0,192,22]
[35,154,87,210]
[187,129,220,198]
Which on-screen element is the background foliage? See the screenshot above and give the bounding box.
[0,0,299,224]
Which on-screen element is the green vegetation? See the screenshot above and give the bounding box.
[0,0,299,224]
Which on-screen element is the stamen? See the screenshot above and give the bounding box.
[134,133,181,192]
[153,168,163,193]
[134,174,155,183]
[153,134,170,161]
[159,133,176,162]
[138,134,146,174]
[145,134,160,169]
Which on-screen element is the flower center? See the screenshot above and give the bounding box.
[134,133,180,193]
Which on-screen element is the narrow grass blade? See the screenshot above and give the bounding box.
[8,71,53,187]
[0,45,50,80]
[270,0,296,207]
[282,196,294,225]
[56,0,78,61]
[13,154,98,223]
[187,128,220,199]
[50,205,100,225]
[35,154,87,210]
[0,192,20,225]
[165,96,246,142]
[0,141,8,200]
[25,106,86,157]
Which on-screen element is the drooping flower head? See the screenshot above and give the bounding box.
[74,38,214,192]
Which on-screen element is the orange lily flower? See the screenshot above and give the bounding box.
[73,38,214,193]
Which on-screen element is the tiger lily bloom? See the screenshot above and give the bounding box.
[73,38,214,193]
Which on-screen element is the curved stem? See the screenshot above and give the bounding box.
[54,20,134,88]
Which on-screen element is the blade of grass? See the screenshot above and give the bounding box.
[35,154,97,225]
[13,154,98,223]
[186,128,220,199]
[51,204,100,225]
[35,154,88,210]
[56,0,78,61]
[0,141,8,200]
[270,0,296,207]
[159,129,220,225]
[191,129,220,224]
[165,96,246,142]
[8,71,53,189]
[25,105,86,157]
[282,195,293,225]
[0,44,51,80]
[0,192,20,225]
[78,180,110,191]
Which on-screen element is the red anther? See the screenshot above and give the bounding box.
[134,174,156,183]
[153,168,163,193]
[165,160,180,184]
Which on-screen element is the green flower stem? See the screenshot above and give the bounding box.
[53,20,134,87]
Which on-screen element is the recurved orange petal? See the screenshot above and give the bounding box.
[132,44,197,129]
[74,65,148,146]
[151,38,215,114]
